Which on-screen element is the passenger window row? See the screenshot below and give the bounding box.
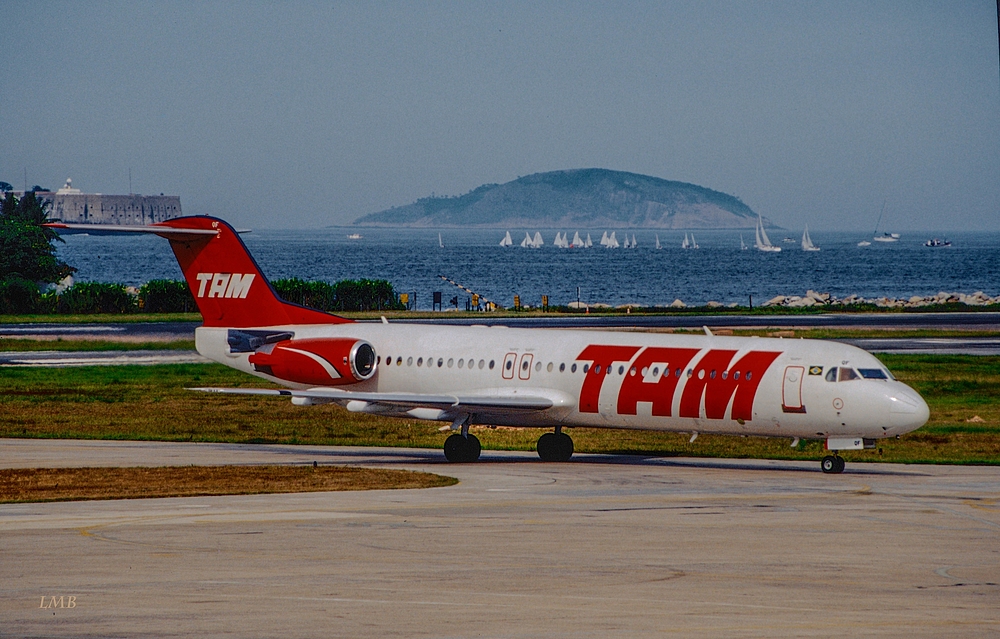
[372,355,752,382]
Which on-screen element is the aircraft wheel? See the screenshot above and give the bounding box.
[821,455,844,474]
[444,433,481,463]
[465,434,482,462]
[537,432,573,462]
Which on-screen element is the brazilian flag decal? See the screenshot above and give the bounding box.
[808,366,823,376]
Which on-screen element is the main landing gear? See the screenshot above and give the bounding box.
[444,433,481,463]
[443,415,481,463]
[537,428,574,462]
[821,455,846,474]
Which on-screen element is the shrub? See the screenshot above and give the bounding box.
[0,276,42,314]
[139,279,196,313]
[332,279,404,312]
[57,282,136,314]
[272,278,336,310]
[273,278,404,312]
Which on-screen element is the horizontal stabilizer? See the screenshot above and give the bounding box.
[44,222,219,240]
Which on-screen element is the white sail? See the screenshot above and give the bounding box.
[740,234,748,250]
[622,235,631,249]
[607,231,619,248]
[533,231,544,248]
[755,215,781,252]
[571,231,583,248]
[690,234,698,249]
[600,231,609,246]
[500,231,513,247]
[655,234,661,250]
[801,225,820,251]
[631,234,637,248]
[439,233,444,248]
[585,233,593,248]
[682,233,689,249]
[521,232,532,248]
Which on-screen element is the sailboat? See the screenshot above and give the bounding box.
[532,231,544,248]
[585,233,593,248]
[655,234,662,250]
[754,216,781,252]
[631,234,637,248]
[801,225,820,251]
[681,233,689,249]
[740,234,748,250]
[520,232,533,248]
[439,233,444,248]
[606,231,620,248]
[571,231,584,248]
[499,231,513,247]
[622,235,632,249]
[870,201,899,242]
[600,231,609,247]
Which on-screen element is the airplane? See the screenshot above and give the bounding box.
[46,216,929,473]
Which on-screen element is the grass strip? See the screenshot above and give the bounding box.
[0,465,457,504]
[0,355,997,465]
[0,339,196,352]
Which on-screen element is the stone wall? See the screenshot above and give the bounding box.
[45,193,182,225]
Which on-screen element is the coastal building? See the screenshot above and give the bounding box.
[14,179,182,225]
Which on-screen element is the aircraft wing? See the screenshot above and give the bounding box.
[190,387,560,412]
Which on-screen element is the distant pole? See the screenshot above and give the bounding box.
[577,286,581,309]
[129,167,132,195]
[749,294,753,310]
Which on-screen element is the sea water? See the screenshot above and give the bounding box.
[56,229,1000,310]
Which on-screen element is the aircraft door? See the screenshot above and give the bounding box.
[782,366,806,413]
[518,353,533,380]
[502,352,517,380]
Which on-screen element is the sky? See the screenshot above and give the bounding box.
[2,1,998,231]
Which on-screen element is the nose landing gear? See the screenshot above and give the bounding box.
[821,455,845,474]
[537,428,574,462]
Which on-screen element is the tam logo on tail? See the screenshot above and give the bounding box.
[195,273,255,299]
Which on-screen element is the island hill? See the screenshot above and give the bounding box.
[355,169,767,229]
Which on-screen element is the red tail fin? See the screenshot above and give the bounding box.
[153,216,350,328]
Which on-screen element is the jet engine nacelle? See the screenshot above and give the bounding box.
[248,338,376,386]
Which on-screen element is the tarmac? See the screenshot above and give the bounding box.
[1,439,998,637]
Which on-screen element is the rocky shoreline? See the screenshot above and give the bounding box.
[756,290,1000,309]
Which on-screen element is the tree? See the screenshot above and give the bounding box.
[0,191,74,285]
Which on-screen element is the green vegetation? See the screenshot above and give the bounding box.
[1,355,997,466]
[0,339,195,352]
[0,312,202,324]
[0,191,74,314]
[272,278,405,312]
[138,279,196,313]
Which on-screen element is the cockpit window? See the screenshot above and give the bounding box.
[858,368,888,380]
[825,368,837,382]
[838,367,860,382]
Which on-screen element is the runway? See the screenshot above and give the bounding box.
[1,439,997,637]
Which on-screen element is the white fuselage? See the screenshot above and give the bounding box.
[196,322,928,442]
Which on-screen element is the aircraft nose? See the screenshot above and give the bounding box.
[887,383,930,433]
